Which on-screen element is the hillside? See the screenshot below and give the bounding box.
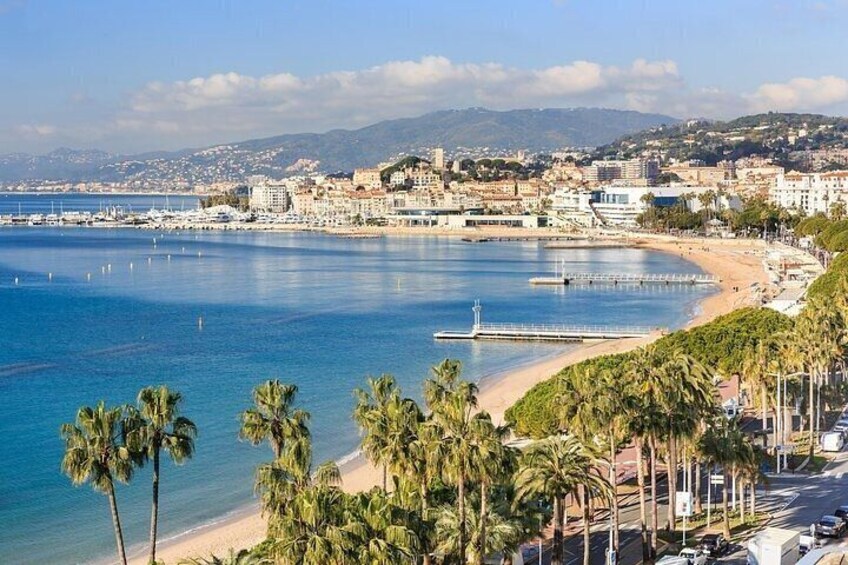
[0,107,676,185]
[597,112,848,171]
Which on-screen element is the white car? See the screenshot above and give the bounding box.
[678,548,708,565]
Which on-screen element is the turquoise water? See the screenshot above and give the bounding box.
[0,227,713,564]
[0,192,200,215]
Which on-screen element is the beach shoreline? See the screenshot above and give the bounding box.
[130,235,772,565]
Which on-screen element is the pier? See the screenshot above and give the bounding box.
[530,272,718,285]
[434,301,659,342]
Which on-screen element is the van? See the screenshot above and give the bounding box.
[822,432,844,452]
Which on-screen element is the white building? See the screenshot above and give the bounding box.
[552,185,740,227]
[771,171,848,216]
[250,184,289,212]
[583,158,659,182]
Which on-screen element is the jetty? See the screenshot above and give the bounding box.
[530,262,719,286]
[434,301,659,342]
[530,272,719,285]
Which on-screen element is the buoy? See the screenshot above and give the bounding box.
[129,262,134,270]
[101,266,106,274]
[14,277,19,285]
[198,316,204,329]
[148,257,152,265]
[197,251,202,258]
[181,247,185,253]
[48,272,53,282]
[107,263,112,272]
[86,273,91,281]
[167,254,171,262]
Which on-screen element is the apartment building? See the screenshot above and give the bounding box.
[583,158,659,182]
[352,168,383,189]
[771,171,848,215]
[249,184,289,212]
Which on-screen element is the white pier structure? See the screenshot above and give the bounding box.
[434,301,659,342]
[530,262,718,286]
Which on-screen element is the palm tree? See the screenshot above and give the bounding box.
[514,435,611,565]
[240,380,310,461]
[558,367,633,560]
[471,419,514,565]
[741,340,778,431]
[353,374,421,491]
[426,368,487,565]
[795,298,843,456]
[700,418,751,538]
[404,419,441,565]
[638,345,714,532]
[348,489,420,564]
[435,495,522,565]
[61,402,138,565]
[274,485,358,564]
[129,386,197,564]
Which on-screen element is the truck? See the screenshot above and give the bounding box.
[747,528,800,565]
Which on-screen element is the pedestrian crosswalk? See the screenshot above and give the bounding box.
[823,470,845,478]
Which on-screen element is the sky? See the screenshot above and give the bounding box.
[3,0,848,154]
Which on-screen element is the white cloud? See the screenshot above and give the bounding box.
[120,56,684,141]
[746,75,848,112]
[15,124,57,136]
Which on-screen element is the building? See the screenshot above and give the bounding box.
[771,171,848,215]
[249,183,289,212]
[664,164,729,185]
[583,158,659,182]
[352,168,382,189]
[432,148,445,170]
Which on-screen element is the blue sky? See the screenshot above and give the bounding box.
[3,0,848,154]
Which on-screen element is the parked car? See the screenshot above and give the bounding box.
[698,533,729,556]
[816,515,847,538]
[833,420,848,437]
[678,548,708,565]
[834,505,848,523]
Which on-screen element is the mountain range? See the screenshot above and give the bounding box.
[0,107,677,185]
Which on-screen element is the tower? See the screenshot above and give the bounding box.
[433,148,445,170]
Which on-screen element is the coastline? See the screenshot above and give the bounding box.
[136,235,771,565]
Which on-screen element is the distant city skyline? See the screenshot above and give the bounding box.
[3,0,848,154]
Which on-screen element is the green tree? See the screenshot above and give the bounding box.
[240,380,310,461]
[129,386,197,565]
[60,402,138,565]
[348,489,421,564]
[514,435,611,565]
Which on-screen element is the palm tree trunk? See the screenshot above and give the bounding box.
[582,489,591,565]
[750,479,756,516]
[552,495,564,565]
[108,484,128,565]
[722,471,730,539]
[694,461,702,515]
[383,464,387,492]
[732,467,738,511]
[739,475,745,523]
[609,431,619,557]
[666,434,676,532]
[650,436,658,560]
[149,447,160,564]
[761,384,768,430]
[636,437,649,563]
[421,479,431,565]
[809,370,816,458]
[478,481,488,565]
[458,471,467,565]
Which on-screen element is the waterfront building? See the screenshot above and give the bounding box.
[583,158,659,182]
[771,171,848,216]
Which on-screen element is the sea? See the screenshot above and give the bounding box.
[0,193,715,564]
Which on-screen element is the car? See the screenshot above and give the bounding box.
[698,532,729,556]
[833,421,848,437]
[816,515,847,538]
[834,505,848,523]
[678,547,708,565]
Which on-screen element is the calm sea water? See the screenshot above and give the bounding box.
[0,222,713,564]
[0,192,200,215]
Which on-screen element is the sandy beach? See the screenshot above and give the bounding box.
[135,235,772,565]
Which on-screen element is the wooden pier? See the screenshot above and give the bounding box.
[434,301,659,342]
[530,271,719,286]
